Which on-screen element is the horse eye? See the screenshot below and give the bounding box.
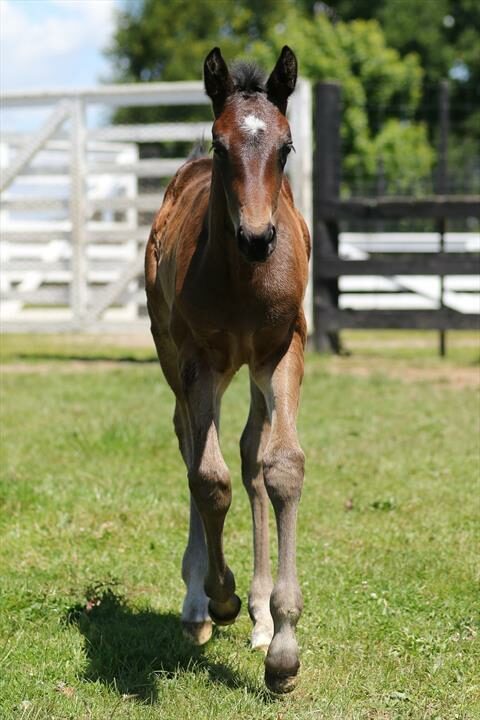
[279,143,294,167]
[212,141,228,158]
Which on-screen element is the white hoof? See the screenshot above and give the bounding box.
[182,619,213,645]
[251,623,274,653]
[181,590,211,645]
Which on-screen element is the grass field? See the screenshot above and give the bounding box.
[1,332,479,719]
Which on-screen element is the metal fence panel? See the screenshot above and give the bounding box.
[0,79,313,333]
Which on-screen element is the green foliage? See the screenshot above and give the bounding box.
[375,0,480,189]
[304,0,480,190]
[377,0,480,99]
[374,120,436,194]
[298,0,480,99]
[107,1,436,194]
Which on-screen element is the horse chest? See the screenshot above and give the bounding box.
[176,270,299,372]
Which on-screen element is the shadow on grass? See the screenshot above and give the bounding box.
[65,585,268,704]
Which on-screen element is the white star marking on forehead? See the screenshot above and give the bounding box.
[241,114,266,135]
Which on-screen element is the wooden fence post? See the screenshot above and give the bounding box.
[436,80,449,357]
[313,82,342,352]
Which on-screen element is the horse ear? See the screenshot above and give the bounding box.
[204,47,234,117]
[266,46,297,115]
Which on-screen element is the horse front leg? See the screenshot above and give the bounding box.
[180,354,241,626]
[254,329,305,694]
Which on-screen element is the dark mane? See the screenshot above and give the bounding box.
[230,61,266,95]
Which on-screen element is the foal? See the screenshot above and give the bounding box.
[145,46,310,693]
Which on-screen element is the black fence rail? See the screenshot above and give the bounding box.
[312,82,480,353]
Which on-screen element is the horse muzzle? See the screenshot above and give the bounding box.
[237,224,277,263]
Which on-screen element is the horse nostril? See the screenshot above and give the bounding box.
[237,223,277,262]
[238,224,275,247]
[237,226,247,249]
[267,225,276,244]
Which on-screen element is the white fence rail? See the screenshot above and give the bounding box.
[0,80,313,333]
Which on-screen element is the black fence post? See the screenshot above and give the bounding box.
[313,82,342,353]
[437,80,449,357]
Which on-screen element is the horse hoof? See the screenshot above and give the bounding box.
[208,594,241,626]
[251,626,273,654]
[182,620,212,645]
[264,669,299,694]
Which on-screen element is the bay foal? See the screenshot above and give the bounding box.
[145,46,310,693]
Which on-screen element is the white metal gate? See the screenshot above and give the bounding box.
[0,80,313,333]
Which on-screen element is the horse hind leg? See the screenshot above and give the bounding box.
[181,355,241,627]
[150,321,212,643]
[148,302,212,643]
[174,402,212,645]
[181,498,212,645]
[240,378,274,652]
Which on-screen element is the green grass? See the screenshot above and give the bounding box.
[1,333,479,719]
